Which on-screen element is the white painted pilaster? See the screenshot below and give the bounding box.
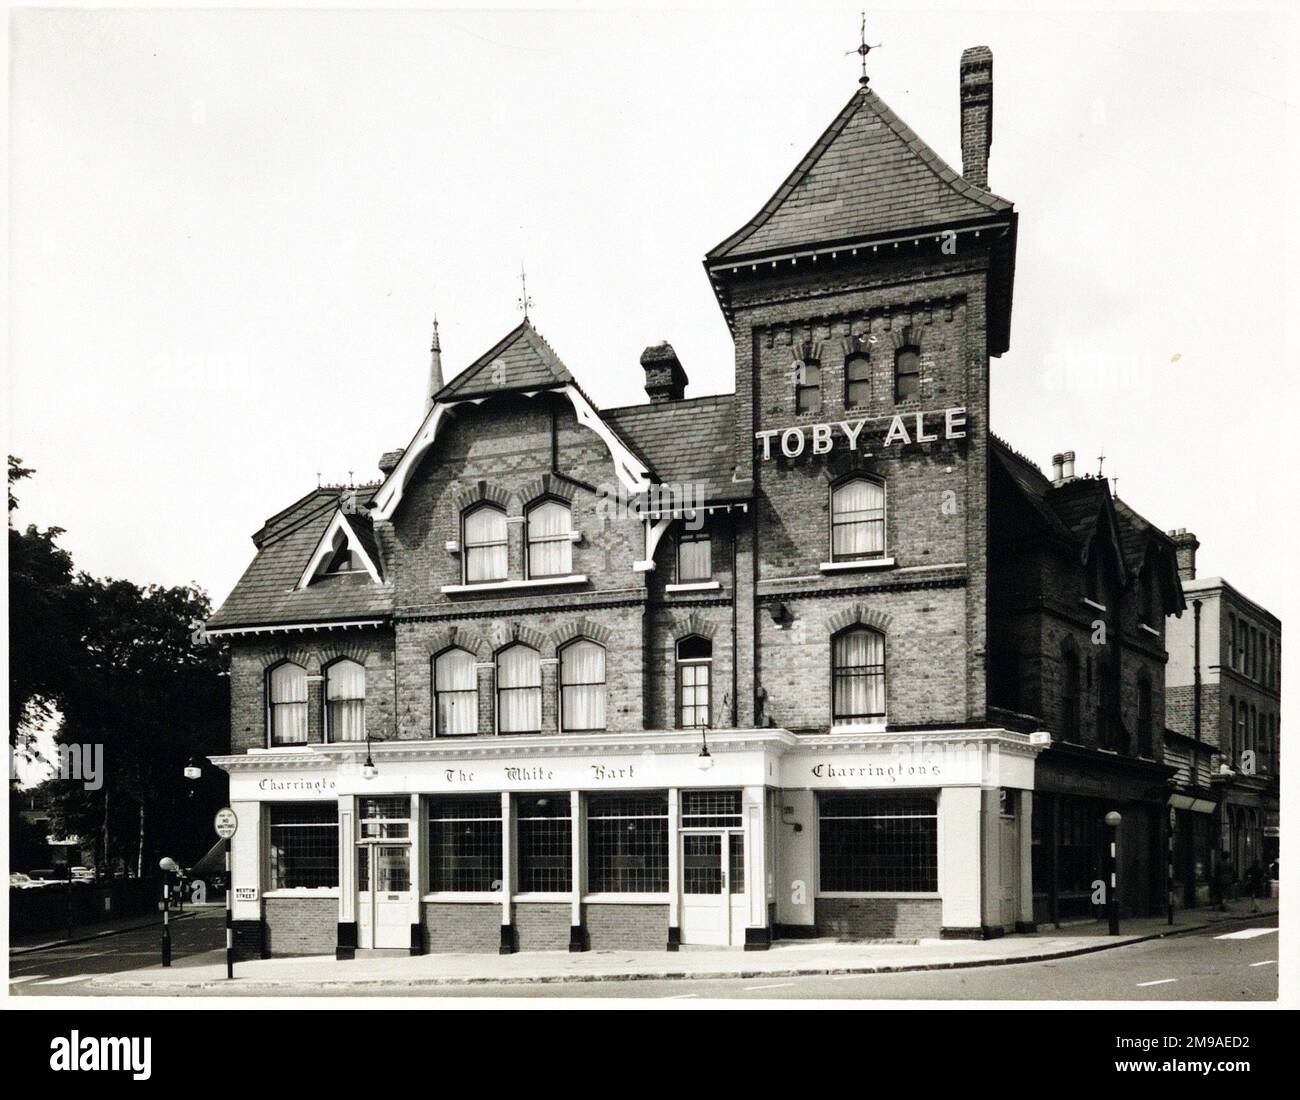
[231,800,262,922]
[500,791,513,928]
[570,790,583,927]
[667,788,680,933]
[1019,791,1034,927]
[939,786,982,931]
[409,793,423,926]
[337,795,356,924]
[775,789,816,928]
[743,785,767,928]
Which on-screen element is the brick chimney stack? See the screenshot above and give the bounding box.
[960,46,993,190]
[641,342,688,403]
[1167,528,1199,582]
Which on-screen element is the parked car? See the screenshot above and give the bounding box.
[70,866,95,882]
[9,873,38,889]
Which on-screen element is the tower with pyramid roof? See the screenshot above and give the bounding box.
[705,47,1017,729]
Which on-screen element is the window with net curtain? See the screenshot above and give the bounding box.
[676,529,711,582]
[268,662,308,744]
[434,648,478,736]
[497,644,541,733]
[527,499,572,578]
[832,627,885,723]
[560,640,606,731]
[325,659,365,742]
[463,504,507,583]
[831,477,885,561]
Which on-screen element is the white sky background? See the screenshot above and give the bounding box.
[7,2,1296,628]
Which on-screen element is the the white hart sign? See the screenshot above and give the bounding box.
[756,406,967,460]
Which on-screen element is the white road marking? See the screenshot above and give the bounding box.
[747,982,796,991]
[1136,978,1178,987]
[661,993,698,999]
[31,974,93,986]
[8,975,48,985]
[1215,927,1277,940]
[1249,960,1277,967]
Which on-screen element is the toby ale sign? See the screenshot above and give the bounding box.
[756,406,967,460]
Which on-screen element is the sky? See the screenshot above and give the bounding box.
[7,1,1296,635]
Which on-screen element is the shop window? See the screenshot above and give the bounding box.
[818,793,938,892]
[832,626,886,724]
[463,504,508,583]
[795,358,821,414]
[1136,677,1153,757]
[433,648,478,736]
[268,803,338,890]
[496,644,541,734]
[1061,650,1081,741]
[676,528,712,582]
[527,499,573,578]
[830,477,886,561]
[267,661,308,745]
[516,794,571,893]
[427,797,502,892]
[560,639,606,732]
[324,659,365,742]
[894,346,921,401]
[586,794,669,893]
[676,635,712,729]
[845,353,871,408]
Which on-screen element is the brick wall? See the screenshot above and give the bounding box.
[815,897,942,940]
[585,904,669,951]
[229,633,395,754]
[512,902,571,952]
[422,903,501,953]
[264,896,337,956]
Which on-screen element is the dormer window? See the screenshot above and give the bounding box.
[526,499,572,579]
[463,504,508,583]
[323,531,364,575]
[894,346,921,401]
[845,353,871,408]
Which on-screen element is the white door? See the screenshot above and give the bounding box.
[358,843,411,950]
[681,831,747,946]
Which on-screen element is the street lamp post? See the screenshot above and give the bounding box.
[1104,811,1122,935]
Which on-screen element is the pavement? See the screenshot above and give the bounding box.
[63,897,1276,994]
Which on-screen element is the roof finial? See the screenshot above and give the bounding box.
[1097,448,1106,478]
[426,311,444,411]
[517,263,534,319]
[848,12,881,87]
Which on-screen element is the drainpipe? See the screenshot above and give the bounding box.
[1192,599,1202,742]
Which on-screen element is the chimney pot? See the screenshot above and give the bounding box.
[960,46,994,190]
[1061,450,1076,480]
[1170,529,1199,582]
[640,342,688,402]
[1051,453,1064,483]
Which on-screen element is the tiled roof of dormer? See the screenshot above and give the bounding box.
[435,318,574,401]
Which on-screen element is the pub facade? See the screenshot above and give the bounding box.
[208,45,1183,958]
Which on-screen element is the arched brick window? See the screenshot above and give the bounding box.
[832,627,886,724]
[463,504,507,583]
[433,648,478,737]
[267,661,308,745]
[324,658,365,742]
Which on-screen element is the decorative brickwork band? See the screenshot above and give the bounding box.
[827,603,892,634]
[453,479,513,514]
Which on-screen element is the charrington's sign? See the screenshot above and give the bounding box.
[756,406,967,460]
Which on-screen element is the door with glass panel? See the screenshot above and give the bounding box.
[357,797,412,950]
[678,791,747,946]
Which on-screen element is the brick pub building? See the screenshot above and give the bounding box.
[208,46,1188,958]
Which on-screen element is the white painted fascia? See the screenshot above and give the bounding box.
[297,509,384,589]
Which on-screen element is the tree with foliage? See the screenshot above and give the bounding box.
[10,457,230,876]
[8,456,77,753]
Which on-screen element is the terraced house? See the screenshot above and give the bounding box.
[208,46,1186,959]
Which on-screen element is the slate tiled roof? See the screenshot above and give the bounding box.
[208,489,393,630]
[708,85,1012,263]
[602,395,742,504]
[436,318,574,401]
[989,438,1076,544]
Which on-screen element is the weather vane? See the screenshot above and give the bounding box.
[517,263,534,319]
[846,12,881,86]
[1097,449,1106,478]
